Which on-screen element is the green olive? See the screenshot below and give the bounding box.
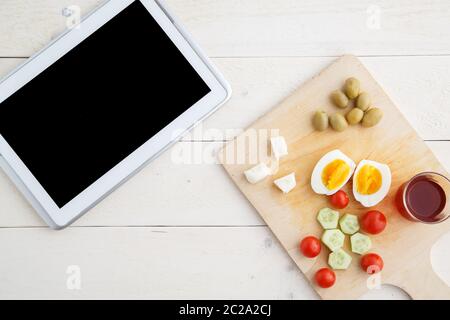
[329,113,348,132]
[356,92,371,111]
[344,77,360,99]
[313,111,329,131]
[362,108,383,127]
[330,90,349,108]
[346,108,364,125]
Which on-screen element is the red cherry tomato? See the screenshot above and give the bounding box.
[361,253,384,274]
[300,236,321,258]
[329,190,349,209]
[315,268,336,288]
[361,210,387,234]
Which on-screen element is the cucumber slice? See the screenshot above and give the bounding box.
[328,249,352,270]
[321,229,345,252]
[317,208,339,229]
[339,214,360,235]
[350,232,372,255]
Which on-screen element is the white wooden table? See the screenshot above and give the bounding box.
[1,0,449,299]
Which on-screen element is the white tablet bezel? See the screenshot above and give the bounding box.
[0,0,231,228]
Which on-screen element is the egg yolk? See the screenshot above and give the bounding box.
[357,164,382,195]
[321,159,350,190]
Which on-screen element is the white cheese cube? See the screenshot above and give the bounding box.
[274,172,296,193]
[244,163,271,184]
[270,136,288,159]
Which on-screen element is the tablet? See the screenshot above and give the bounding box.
[0,0,231,229]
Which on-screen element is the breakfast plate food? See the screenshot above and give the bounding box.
[219,55,450,299]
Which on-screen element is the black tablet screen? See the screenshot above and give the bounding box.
[0,1,211,207]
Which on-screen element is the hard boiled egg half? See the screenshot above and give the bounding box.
[353,160,391,207]
[311,150,356,195]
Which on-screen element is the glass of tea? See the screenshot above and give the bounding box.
[395,172,450,223]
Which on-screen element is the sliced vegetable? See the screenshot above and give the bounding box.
[244,163,271,184]
[321,229,345,252]
[361,210,387,235]
[315,268,336,288]
[350,232,372,255]
[317,208,340,229]
[339,213,360,235]
[274,172,296,193]
[329,190,349,209]
[361,253,384,274]
[328,248,352,270]
[300,236,321,258]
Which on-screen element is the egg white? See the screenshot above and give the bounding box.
[310,149,356,195]
[352,159,392,207]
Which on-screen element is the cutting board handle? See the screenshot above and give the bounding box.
[396,252,450,299]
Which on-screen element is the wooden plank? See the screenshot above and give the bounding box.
[0,141,262,227]
[2,0,450,57]
[0,141,448,228]
[2,57,450,142]
[0,226,430,299]
[0,57,449,228]
[197,56,450,141]
[220,55,450,299]
[0,0,102,57]
[169,0,450,57]
[0,58,23,75]
[1,1,448,301]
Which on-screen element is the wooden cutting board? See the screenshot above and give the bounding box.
[219,55,450,299]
